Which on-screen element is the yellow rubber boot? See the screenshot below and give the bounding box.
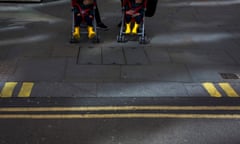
[87,26,96,39]
[73,26,80,39]
[125,23,131,34]
[132,22,139,34]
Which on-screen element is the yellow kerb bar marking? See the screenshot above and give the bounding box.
[202,82,221,97]
[18,82,34,97]
[0,82,17,98]
[219,83,239,97]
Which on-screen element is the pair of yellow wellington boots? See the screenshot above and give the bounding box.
[125,22,139,35]
[73,26,96,39]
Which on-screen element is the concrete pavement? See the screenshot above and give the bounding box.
[0,0,240,97]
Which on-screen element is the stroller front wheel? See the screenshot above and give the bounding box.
[70,37,80,43]
[139,36,149,44]
[92,35,100,43]
[117,35,126,43]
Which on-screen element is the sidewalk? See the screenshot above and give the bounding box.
[0,0,240,97]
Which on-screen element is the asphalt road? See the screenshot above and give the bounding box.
[0,97,240,144]
[1,118,240,144]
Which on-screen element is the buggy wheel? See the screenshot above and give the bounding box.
[139,36,149,44]
[117,35,126,43]
[70,37,79,43]
[93,35,100,43]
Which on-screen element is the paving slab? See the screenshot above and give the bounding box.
[184,83,210,97]
[0,47,8,60]
[225,46,240,65]
[102,46,125,65]
[8,58,66,82]
[51,23,94,53]
[143,46,171,64]
[98,82,188,97]
[77,46,102,65]
[195,37,239,50]
[169,47,236,64]
[123,46,149,65]
[0,60,18,82]
[195,5,240,28]
[52,45,79,57]
[31,82,97,97]
[66,58,121,82]
[187,64,240,82]
[121,64,192,82]
[166,7,198,23]
[150,32,203,47]
[7,44,52,58]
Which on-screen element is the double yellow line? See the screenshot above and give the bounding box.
[0,106,240,119]
[202,82,239,97]
[0,82,34,98]
[0,113,239,119]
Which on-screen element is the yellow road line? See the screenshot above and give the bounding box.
[18,82,34,98]
[0,113,240,119]
[0,82,17,98]
[202,82,222,97]
[1,106,240,112]
[219,83,239,97]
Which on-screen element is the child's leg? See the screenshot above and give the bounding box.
[85,15,96,39]
[135,14,143,24]
[132,15,142,34]
[85,15,93,27]
[73,7,82,39]
[74,9,81,26]
[125,15,132,34]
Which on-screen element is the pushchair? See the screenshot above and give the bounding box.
[117,0,148,44]
[70,0,100,43]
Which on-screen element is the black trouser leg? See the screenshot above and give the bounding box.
[95,5,101,24]
[135,15,143,24]
[74,8,81,26]
[125,15,131,23]
[85,15,93,26]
